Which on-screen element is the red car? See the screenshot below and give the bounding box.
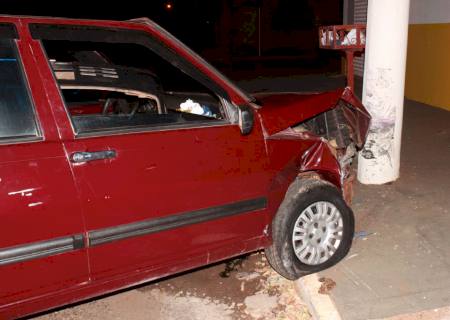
[0,15,370,319]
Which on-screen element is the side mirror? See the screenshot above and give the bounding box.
[238,105,254,135]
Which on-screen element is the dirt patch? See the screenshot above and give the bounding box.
[318,277,336,295]
[150,289,234,320]
[35,252,311,320]
[244,293,278,318]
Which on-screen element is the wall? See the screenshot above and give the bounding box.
[405,0,450,110]
[352,0,368,77]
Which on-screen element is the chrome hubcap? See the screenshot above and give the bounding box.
[292,201,343,265]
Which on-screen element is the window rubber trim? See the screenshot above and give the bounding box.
[0,38,42,144]
[73,120,233,139]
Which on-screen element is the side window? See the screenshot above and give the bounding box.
[40,40,227,136]
[0,39,39,141]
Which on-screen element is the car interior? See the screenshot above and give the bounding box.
[42,40,226,134]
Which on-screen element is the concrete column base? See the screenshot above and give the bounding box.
[358,126,397,185]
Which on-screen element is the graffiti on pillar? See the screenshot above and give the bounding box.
[364,67,396,123]
[361,67,396,168]
[361,128,394,167]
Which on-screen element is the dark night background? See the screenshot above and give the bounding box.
[1,0,344,79]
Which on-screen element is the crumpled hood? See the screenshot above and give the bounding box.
[254,89,344,136]
[254,88,371,149]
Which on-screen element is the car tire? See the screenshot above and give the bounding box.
[265,178,354,280]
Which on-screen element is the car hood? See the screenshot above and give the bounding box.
[254,88,371,149]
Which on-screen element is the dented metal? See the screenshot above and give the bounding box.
[256,88,370,149]
[0,14,372,319]
[257,87,370,204]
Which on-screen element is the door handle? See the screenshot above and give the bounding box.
[70,150,117,163]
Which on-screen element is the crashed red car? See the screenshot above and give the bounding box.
[0,15,370,319]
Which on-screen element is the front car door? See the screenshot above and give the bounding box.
[0,21,88,317]
[30,22,270,281]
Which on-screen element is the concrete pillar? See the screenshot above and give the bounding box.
[357,0,410,184]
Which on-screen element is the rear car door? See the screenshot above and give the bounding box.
[0,23,88,314]
[31,23,270,280]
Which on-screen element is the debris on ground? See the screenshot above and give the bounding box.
[246,252,311,319]
[236,271,261,281]
[353,230,375,240]
[219,256,248,278]
[36,252,311,320]
[318,277,336,295]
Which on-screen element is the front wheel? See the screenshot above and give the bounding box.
[265,178,354,280]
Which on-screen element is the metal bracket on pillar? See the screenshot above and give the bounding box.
[318,24,366,91]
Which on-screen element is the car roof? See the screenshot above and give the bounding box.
[0,14,126,23]
[0,14,141,31]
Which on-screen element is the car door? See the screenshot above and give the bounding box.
[31,23,270,281]
[0,23,88,312]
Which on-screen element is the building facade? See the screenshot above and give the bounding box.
[346,0,450,110]
[406,0,450,110]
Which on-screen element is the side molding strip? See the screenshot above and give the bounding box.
[0,198,266,265]
[0,234,84,266]
[88,197,267,246]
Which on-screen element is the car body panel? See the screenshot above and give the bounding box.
[60,124,270,281]
[339,88,371,149]
[0,29,89,310]
[27,20,271,282]
[254,89,344,136]
[0,15,370,319]
[254,88,371,149]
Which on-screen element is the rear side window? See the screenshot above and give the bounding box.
[0,39,39,141]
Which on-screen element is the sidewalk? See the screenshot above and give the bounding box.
[297,100,450,320]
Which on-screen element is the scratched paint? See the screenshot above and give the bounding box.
[8,187,41,196]
[28,201,43,207]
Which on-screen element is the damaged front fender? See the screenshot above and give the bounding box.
[267,129,343,187]
[255,87,371,150]
[259,88,370,205]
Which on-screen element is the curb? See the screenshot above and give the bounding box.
[295,274,342,320]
